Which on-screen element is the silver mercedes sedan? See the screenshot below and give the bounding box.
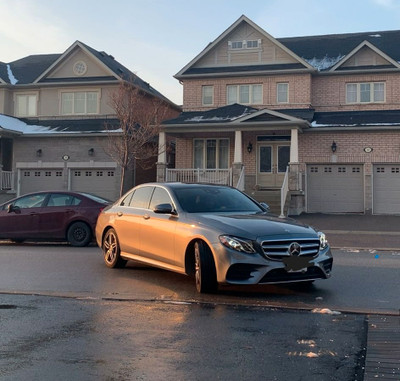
[95,183,333,293]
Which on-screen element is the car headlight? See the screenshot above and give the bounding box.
[219,235,256,254]
[318,232,328,249]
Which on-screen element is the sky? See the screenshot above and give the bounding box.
[1,0,400,105]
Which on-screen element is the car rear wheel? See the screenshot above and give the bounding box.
[103,228,127,268]
[67,222,92,247]
[194,241,218,293]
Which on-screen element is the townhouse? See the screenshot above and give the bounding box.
[158,15,400,215]
[0,41,180,203]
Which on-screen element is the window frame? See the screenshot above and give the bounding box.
[277,83,289,104]
[202,85,214,106]
[226,84,263,105]
[346,82,385,104]
[60,90,100,115]
[193,138,230,169]
[15,93,38,117]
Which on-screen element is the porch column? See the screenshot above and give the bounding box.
[290,128,298,163]
[289,128,302,194]
[232,130,243,189]
[233,130,242,163]
[156,131,167,182]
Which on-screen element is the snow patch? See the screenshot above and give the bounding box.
[6,65,18,85]
[0,114,53,134]
[305,55,345,71]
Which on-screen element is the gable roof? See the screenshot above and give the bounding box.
[175,15,314,78]
[279,29,400,71]
[0,41,177,106]
[177,15,400,77]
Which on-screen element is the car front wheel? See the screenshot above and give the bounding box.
[103,228,127,268]
[67,222,92,247]
[194,241,218,293]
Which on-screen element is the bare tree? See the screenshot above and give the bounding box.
[105,80,172,197]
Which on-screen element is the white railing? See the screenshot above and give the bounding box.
[0,170,13,190]
[280,167,289,218]
[166,168,232,186]
[236,166,245,191]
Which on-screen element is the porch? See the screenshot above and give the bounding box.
[165,166,293,216]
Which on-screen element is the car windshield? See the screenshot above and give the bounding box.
[173,186,263,213]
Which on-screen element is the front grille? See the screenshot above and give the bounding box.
[261,238,320,261]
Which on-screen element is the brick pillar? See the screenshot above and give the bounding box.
[156,162,166,183]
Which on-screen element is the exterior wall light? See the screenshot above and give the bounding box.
[331,141,337,153]
[36,149,42,157]
[247,142,253,153]
[88,148,94,156]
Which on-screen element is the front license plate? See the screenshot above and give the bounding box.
[283,256,311,273]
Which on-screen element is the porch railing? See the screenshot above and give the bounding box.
[280,167,289,218]
[166,168,232,186]
[0,170,13,190]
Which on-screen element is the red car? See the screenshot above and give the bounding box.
[0,191,110,246]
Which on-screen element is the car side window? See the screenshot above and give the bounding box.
[120,191,134,206]
[129,187,153,209]
[47,194,81,207]
[13,194,47,209]
[149,187,173,210]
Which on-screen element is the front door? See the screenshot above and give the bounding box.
[257,143,290,188]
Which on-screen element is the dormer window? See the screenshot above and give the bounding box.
[229,39,261,50]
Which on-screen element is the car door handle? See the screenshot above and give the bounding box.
[117,212,123,217]
[143,214,150,220]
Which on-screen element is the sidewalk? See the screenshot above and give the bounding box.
[291,214,400,250]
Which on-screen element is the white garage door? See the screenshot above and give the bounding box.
[307,164,364,213]
[20,168,65,195]
[70,168,119,201]
[373,164,400,214]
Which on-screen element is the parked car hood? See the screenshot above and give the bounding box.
[192,213,318,239]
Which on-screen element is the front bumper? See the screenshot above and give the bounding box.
[212,244,333,285]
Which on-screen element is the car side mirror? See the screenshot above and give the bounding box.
[260,202,270,213]
[153,203,176,215]
[7,204,20,214]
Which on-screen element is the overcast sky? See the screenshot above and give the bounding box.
[1,0,400,105]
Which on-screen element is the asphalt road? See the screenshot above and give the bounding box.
[0,243,398,314]
[0,242,398,380]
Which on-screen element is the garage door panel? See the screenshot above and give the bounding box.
[70,168,119,201]
[373,165,400,214]
[20,169,65,195]
[307,165,364,213]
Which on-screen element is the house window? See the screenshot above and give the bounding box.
[193,139,229,169]
[346,82,385,103]
[277,83,289,103]
[202,86,214,106]
[16,94,37,117]
[229,40,260,49]
[227,84,262,105]
[61,91,99,115]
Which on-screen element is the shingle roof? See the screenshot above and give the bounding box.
[278,29,400,69]
[0,41,175,105]
[22,117,121,133]
[163,104,400,128]
[163,103,259,124]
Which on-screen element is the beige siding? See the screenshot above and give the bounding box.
[194,22,296,69]
[342,46,391,68]
[47,48,112,79]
